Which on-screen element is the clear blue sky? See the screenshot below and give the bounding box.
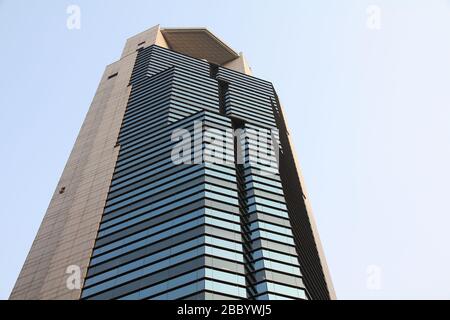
[1,0,450,300]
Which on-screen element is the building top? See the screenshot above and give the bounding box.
[121,25,252,75]
[160,28,239,65]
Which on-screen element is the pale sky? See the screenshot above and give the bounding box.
[1,0,450,299]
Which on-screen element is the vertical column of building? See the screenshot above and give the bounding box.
[213,67,310,300]
[271,92,335,300]
[241,124,307,300]
[200,112,248,300]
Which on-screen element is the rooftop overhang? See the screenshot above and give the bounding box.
[160,28,240,65]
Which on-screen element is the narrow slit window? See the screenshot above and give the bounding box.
[209,63,219,78]
[108,72,118,80]
[218,80,229,115]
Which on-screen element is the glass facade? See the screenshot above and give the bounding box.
[81,45,313,300]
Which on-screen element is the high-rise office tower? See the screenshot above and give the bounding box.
[10,25,335,300]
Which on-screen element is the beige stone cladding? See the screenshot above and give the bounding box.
[9,52,137,300]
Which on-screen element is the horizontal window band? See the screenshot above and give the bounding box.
[94,212,242,256]
[84,254,246,300]
[87,236,245,288]
[83,248,246,297]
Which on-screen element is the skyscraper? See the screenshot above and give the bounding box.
[10,25,335,300]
